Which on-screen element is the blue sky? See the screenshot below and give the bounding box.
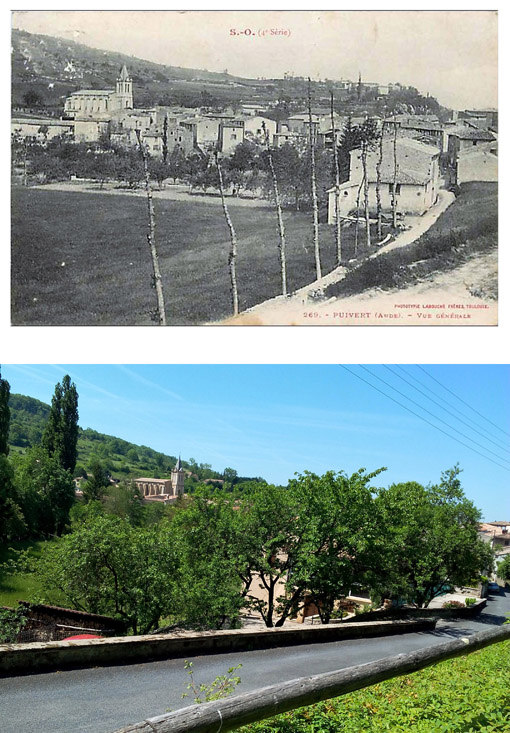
[2,364,508,521]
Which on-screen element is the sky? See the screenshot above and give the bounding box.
[2,364,508,522]
[11,9,498,110]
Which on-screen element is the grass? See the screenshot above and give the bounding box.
[325,182,498,300]
[0,538,64,608]
[11,186,377,325]
[240,639,510,732]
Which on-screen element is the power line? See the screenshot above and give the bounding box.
[339,365,510,473]
[384,365,510,457]
[393,365,510,452]
[359,366,510,466]
[416,365,510,439]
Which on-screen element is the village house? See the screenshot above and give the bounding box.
[447,127,497,167]
[328,137,440,224]
[455,141,498,185]
[11,116,74,142]
[241,115,277,143]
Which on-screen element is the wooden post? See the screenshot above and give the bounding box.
[330,91,342,265]
[135,129,167,326]
[262,121,287,296]
[308,78,321,280]
[115,625,510,733]
[214,151,239,316]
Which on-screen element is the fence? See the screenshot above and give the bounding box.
[115,624,510,733]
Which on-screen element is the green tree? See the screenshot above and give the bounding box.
[497,555,510,583]
[223,467,238,491]
[82,458,110,503]
[169,492,245,629]
[0,454,26,541]
[42,375,79,473]
[14,446,75,537]
[0,369,10,455]
[36,515,176,634]
[374,467,492,607]
[290,468,385,624]
[103,480,144,526]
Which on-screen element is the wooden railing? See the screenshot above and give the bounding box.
[115,625,510,733]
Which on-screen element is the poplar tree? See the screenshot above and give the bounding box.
[42,375,79,474]
[0,368,10,456]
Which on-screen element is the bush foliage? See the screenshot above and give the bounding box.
[241,640,510,732]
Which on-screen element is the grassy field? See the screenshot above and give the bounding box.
[11,186,377,325]
[325,182,498,300]
[0,538,63,608]
[241,639,510,732]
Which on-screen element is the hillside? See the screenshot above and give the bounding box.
[11,28,270,112]
[7,393,221,482]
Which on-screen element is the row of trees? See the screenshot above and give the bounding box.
[0,372,79,541]
[29,464,492,634]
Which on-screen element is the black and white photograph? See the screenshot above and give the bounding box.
[10,10,498,326]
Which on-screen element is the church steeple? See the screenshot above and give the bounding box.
[116,65,133,109]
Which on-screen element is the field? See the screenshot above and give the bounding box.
[11,186,378,325]
[0,538,63,608]
[241,639,510,732]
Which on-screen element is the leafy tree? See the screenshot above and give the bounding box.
[36,515,176,634]
[82,458,110,503]
[102,480,144,527]
[22,89,43,107]
[223,467,238,490]
[14,446,75,537]
[290,468,385,624]
[42,375,79,473]
[0,455,26,542]
[0,370,10,455]
[374,467,493,607]
[497,555,510,583]
[169,492,245,629]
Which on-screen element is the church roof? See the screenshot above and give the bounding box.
[118,64,131,81]
[175,456,182,471]
[70,90,115,96]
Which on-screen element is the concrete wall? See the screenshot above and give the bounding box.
[341,598,486,623]
[0,618,436,677]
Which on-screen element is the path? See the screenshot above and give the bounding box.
[34,180,273,208]
[219,189,462,325]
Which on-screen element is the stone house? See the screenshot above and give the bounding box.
[328,138,440,224]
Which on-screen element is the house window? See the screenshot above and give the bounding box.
[389,183,401,195]
[473,140,477,145]
[230,133,237,140]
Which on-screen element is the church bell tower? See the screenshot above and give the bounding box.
[171,456,185,496]
[116,65,133,110]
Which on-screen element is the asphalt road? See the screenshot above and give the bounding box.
[1,588,508,733]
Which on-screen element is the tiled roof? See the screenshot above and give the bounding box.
[453,128,496,141]
[351,138,438,185]
[70,90,115,96]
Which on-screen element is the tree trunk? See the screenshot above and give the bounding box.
[330,91,342,265]
[263,121,287,296]
[135,129,167,326]
[375,121,385,238]
[392,122,398,228]
[354,172,364,258]
[162,114,168,164]
[215,151,239,316]
[308,78,321,280]
[361,140,371,249]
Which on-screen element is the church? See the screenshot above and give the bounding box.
[134,457,185,503]
[64,64,133,120]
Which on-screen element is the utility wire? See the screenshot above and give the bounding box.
[384,365,510,457]
[339,365,510,473]
[393,364,510,452]
[359,365,510,466]
[416,365,510,439]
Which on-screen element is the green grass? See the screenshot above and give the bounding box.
[241,640,510,732]
[0,538,64,608]
[325,182,498,299]
[11,186,377,325]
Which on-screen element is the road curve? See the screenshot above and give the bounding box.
[0,589,508,733]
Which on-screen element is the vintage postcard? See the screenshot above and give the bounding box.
[10,10,498,326]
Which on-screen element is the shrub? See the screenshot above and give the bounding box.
[442,600,465,609]
[465,597,477,607]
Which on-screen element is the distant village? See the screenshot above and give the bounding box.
[11,65,497,224]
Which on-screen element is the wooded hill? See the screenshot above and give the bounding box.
[8,393,223,483]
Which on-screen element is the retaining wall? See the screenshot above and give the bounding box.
[0,618,436,677]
